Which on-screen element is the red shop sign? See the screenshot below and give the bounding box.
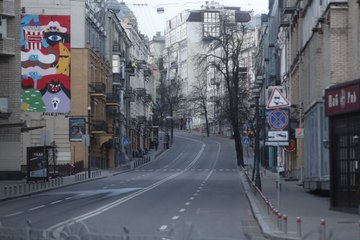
[325,81,360,116]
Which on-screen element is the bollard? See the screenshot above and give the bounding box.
[4,186,7,197]
[283,214,288,234]
[320,219,326,240]
[296,217,302,237]
[266,200,270,215]
[14,186,17,195]
[19,185,22,195]
[278,212,283,231]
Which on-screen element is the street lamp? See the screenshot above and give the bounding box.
[87,106,91,178]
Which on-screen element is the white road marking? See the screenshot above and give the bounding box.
[29,205,45,211]
[196,190,200,193]
[159,225,168,231]
[50,200,63,205]
[47,143,206,234]
[110,184,115,186]
[5,211,23,217]
[65,197,73,200]
[179,208,186,212]
[103,186,108,189]
[190,197,195,200]
[172,216,179,220]
[185,202,191,205]
[193,193,198,196]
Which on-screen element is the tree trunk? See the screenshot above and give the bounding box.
[233,127,244,166]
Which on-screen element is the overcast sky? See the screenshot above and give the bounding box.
[122,0,269,39]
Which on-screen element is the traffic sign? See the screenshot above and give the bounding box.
[268,109,289,130]
[267,131,288,141]
[242,137,251,145]
[267,87,290,109]
[295,128,304,138]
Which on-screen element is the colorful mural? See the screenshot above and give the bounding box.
[20,15,71,113]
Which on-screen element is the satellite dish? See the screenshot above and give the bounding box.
[157,7,164,14]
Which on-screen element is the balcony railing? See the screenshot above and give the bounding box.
[124,88,135,102]
[106,93,120,105]
[112,73,125,87]
[0,37,15,56]
[0,0,15,17]
[89,82,106,97]
[210,78,220,86]
[91,120,108,133]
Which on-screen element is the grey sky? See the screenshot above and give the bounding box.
[122,0,269,39]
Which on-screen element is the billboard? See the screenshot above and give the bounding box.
[69,118,86,142]
[20,15,71,113]
[27,146,49,181]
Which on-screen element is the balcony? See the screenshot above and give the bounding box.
[124,88,135,102]
[210,78,220,86]
[106,93,120,106]
[112,43,121,54]
[137,116,146,124]
[112,73,125,87]
[144,94,152,103]
[89,82,106,98]
[0,0,15,17]
[136,88,146,97]
[91,120,108,134]
[0,37,16,56]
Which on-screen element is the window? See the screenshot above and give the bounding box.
[0,16,7,38]
[0,97,8,113]
[203,12,220,38]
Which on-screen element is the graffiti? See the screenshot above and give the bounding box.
[21,15,71,113]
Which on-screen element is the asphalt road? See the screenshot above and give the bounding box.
[0,132,266,240]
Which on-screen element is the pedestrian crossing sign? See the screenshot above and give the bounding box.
[242,137,251,145]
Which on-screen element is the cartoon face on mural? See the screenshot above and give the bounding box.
[20,15,71,113]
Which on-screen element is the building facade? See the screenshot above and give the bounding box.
[259,0,360,211]
[0,0,22,179]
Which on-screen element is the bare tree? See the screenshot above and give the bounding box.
[188,67,210,136]
[195,15,252,166]
[157,77,183,144]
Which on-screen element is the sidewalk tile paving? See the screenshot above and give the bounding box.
[242,151,360,240]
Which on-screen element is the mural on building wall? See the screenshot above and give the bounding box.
[20,15,71,113]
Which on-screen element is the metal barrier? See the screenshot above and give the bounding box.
[2,177,64,200]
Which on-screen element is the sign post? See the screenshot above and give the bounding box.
[265,86,291,213]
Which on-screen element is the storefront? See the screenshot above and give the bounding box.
[325,79,360,209]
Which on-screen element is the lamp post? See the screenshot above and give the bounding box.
[87,106,91,178]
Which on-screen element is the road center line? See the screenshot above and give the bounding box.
[172,216,179,220]
[5,211,23,217]
[179,208,186,212]
[47,143,206,234]
[29,205,45,211]
[65,197,73,200]
[159,225,168,231]
[50,200,63,205]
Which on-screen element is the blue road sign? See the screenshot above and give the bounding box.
[268,109,288,130]
[242,137,251,144]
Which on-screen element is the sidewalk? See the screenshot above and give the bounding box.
[0,144,166,202]
[241,152,360,240]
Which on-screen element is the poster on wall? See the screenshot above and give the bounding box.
[27,146,49,181]
[20,15,71,113]
[69,118,86,142]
